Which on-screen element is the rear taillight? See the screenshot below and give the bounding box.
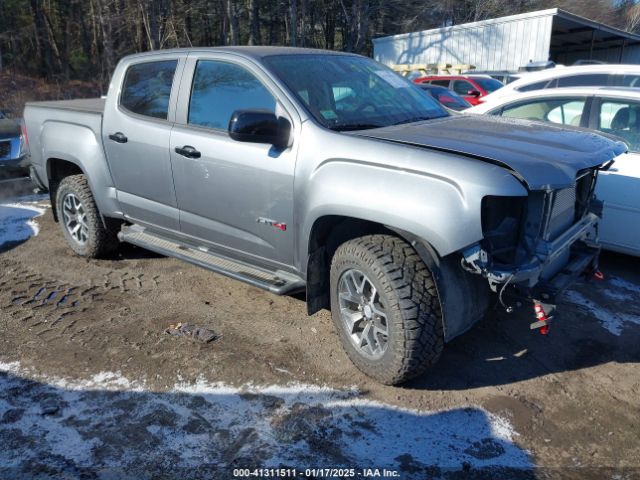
[20,122,29,155]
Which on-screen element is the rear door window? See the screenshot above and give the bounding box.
[498,97,587,126]
[188,60,276,130]
[120,60,178,119]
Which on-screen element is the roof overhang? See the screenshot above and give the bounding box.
[550,9,640,55]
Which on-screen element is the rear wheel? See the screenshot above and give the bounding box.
[55,174,118,258]
[329,234,444,385]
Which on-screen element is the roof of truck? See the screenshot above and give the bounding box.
[122,46,358,61]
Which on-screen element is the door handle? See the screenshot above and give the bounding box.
[175,145,201,159]
[108,132,128,144]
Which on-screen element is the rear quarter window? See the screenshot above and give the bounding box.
[557,74,610,87]
[120,60,178,119]
[515,80,550,92]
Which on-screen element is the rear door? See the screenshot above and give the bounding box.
[589,97,640,254]
[103,53,186,232]
[169,53,300,268]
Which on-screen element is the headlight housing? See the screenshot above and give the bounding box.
[481,195,527,265]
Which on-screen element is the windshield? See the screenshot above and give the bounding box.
[473,77,503,93]
[263,54,448,131]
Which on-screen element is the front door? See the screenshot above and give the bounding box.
[170,55,298,268]
[103,55,184,232]
[591,98,640,255]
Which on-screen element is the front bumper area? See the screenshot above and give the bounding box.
[462,212,600,299]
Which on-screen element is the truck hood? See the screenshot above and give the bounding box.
[352,114,627,190]
[0,119,20,139]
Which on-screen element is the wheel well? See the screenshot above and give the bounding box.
[306,216,393,315]
[47,158,84,222]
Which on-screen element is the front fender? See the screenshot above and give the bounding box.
[294,125,529,273]
[302,159,472,258]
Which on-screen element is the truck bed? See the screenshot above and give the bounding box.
[23,98,106,190]
[25,98,105,114]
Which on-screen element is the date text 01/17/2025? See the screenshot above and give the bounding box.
[232,468,401,477]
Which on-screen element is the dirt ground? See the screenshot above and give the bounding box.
[0,179,638,479]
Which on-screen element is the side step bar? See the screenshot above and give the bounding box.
[118,225,305,295]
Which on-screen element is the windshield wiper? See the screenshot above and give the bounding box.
[391,116,434,126]
[329,123,384,131]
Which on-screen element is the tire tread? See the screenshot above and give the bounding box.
[330,234,444,385]
[56,174,118,258]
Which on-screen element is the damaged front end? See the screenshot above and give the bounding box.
[461,167,603,331]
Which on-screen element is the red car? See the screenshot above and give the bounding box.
[413,75,503,105]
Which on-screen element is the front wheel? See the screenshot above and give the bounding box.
[55,174,118,258]
[329,235,444,385]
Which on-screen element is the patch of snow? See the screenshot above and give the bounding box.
[565,276,640,336]
[0,361,532,478]
[0,194,49,247]
[607,276,640,297]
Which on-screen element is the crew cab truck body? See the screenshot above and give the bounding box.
[24,47,626,385]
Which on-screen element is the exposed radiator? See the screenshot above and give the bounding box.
[546,186,576,240]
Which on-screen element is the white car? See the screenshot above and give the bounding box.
[469,87,640,256]
[480,65,640,105]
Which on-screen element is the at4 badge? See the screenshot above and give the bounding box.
[256,217,287,231]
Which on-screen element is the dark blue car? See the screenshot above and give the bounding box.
[0,110,28,178]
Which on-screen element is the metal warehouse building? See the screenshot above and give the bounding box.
[373,8,640,71]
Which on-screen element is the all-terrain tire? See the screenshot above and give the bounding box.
[55,174,119,258]
[329,234,444,385]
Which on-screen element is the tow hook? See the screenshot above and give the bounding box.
[531,301,554,335]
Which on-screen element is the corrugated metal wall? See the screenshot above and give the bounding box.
[373,13,554,71]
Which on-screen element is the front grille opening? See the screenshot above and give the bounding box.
[481,196,527,265]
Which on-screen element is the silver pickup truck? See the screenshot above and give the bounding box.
[24,47,625,385]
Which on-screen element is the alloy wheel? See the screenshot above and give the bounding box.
[337,268,389,359]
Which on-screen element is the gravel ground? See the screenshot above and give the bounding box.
[0,180,638,479]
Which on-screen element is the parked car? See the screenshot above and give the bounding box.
[481,64,640,103]
[417,84,471,111]
[413,75,504,105]
[464,70,521,85]
[24,47,625,385]
[518,60,557,72]
[0,110,28,177]
[468,86,640,257]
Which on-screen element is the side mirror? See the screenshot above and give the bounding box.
[467,89,481,97]
[228,110,291,149]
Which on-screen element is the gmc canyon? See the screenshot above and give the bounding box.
[23,47,625,385]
